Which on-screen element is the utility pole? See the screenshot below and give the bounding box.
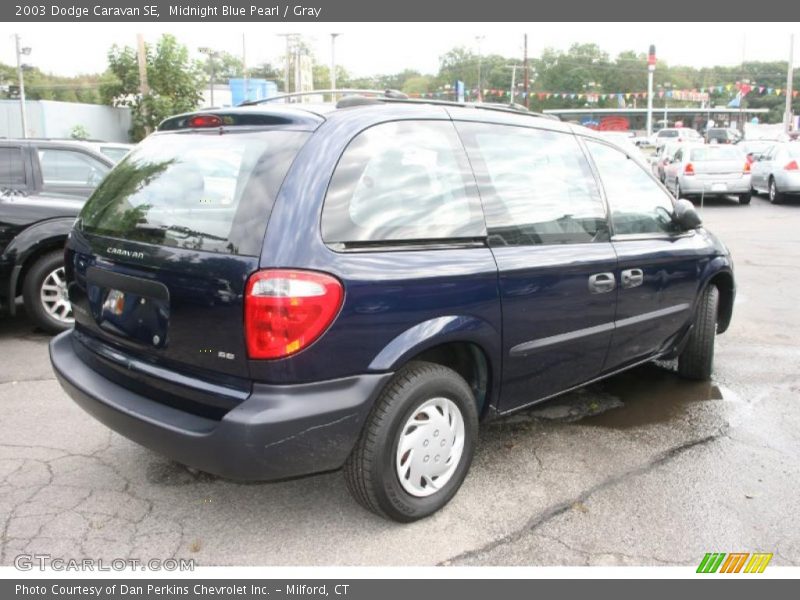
[14,34,30,139]
[242,33,248,103]
[785,34,795,133]
[277,33,298,95]
[294,43,301,94]
[506,65,535,106]
[136,33,150,135]
[475,35,485,102]
[523,34,529,109]
[330,33,341,97]
[646,44,656,137]
[199,47,219,106]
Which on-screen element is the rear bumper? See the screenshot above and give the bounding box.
[50,330,392,481]
[679,175,751,196]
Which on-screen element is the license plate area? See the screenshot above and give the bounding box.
[711,183,727,192]
[86,266,170,348]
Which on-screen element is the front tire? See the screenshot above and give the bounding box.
[22,251,74,334]
[344,361,478,522]
[678,285,719,381]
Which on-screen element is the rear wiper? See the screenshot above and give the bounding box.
[134,223,226,242]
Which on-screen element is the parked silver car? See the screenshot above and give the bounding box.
[652,127,704,149]
[749,142,800,204]
[664,144,751,204]
[651,142,687,182]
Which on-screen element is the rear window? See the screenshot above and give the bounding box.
[690,147,743,161]
[78,130,308,256]
[0,147,26,186]
[658,130,678,138]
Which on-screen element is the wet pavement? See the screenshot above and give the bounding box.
[1,194,799,567]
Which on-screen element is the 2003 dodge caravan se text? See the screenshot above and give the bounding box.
[50,95,735,522]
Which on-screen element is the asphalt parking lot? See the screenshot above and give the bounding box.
[1,194,799,567]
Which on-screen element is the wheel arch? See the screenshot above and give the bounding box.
[368,316,501,418]
[707,270,735,334]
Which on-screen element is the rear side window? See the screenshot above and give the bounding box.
[38,148,110,187]
[0,147,26,186]
[78,130,309,256]
[457,122,608,246]
[586,140,678,236]
[321,120,485,244]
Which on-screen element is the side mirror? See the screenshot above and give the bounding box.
[674,199,702,230]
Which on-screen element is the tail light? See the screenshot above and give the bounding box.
[684,163,695,175]
[188,114,223,128]
[743,161,751,173]
[785,160,799,171]
[244,269,343,359]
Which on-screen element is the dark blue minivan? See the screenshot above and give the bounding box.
[50,96,735,521]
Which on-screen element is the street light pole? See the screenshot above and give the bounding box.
[785,34,795,133]
[330,33,341,98]
[476,35,485,102]
[646,44,656,138]
[14,34,29,139]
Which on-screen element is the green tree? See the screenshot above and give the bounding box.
[101,34,203,141]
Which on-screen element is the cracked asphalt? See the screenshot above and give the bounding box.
[1,195,799,567]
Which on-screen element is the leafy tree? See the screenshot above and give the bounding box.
[101,34,203,141]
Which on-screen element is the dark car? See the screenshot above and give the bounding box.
[706,127,742,145]
[1,139,114,332]
[49,98,735,522]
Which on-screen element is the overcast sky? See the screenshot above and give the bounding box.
[2,22,798,79]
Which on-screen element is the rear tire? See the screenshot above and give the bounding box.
[768,177,784,204]
[678,285,719,381]
[22,251,73,334]
[738,193,751,205]
[344,361,478,522]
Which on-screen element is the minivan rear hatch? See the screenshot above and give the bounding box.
[67,125,310,417]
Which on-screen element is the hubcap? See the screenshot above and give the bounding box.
[395,397,465,497]
[770,181,776,201]
[40,267,73,324]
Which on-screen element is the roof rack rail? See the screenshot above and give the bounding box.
[239,89,407,106]
[373,97,560,120]
[238,89,559,121]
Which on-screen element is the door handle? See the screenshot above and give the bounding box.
[621,268,644,289]
[588,272,616,294]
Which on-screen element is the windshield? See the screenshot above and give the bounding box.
[690,146,743,161]
[78,130,309,256]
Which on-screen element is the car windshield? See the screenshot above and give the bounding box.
[690,147,743,161]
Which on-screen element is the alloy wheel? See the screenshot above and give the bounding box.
[39,267,74,324]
